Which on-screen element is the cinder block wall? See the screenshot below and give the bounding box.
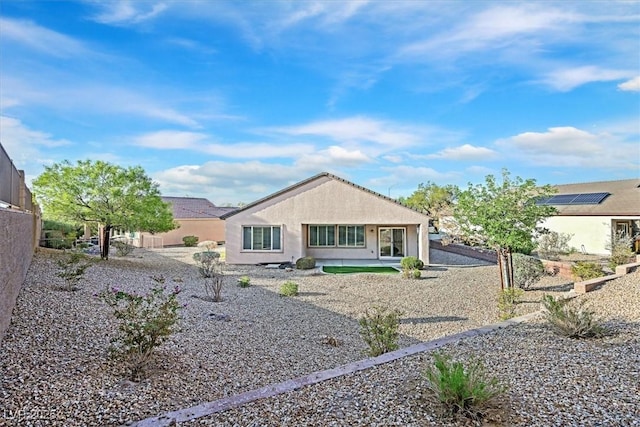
[0,209,36,342]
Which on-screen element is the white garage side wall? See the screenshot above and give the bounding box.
[225,177,430,264]
[540,216,614,255]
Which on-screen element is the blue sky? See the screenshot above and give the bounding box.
[1,1,639,206]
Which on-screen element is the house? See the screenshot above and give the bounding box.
[134,197,237,248]
[538,179,640,255]
[221,173,431,265]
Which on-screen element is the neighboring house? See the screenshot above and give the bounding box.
[538,179,640,255]
[221,172,431,265]
[133,197,237,248]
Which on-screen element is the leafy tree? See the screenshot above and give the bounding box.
[398,182,459,231]
[33,160,176,260]
[454,169,556,289]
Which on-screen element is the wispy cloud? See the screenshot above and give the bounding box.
[0,115,71,167]
[90,1,169,24]
[618,76,640,92]
[541,66,634,91]
[0,17,90,58]
[426,144,498,161]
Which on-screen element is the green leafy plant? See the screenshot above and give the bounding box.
[56,252,92,291]
[497,287,524,320]
[512,253,544,290]
[99,277,182,380]
[182,235,199,247]
[295,256,316,270]
[542,295,606,338]
[422,352,506,420]
[113,240,135,257]
[359,306,403,356]
[571,261,604,281]
[193,251,223,302]
[237,276,251,287]
[279,281,299,296]
[401,256,423,279]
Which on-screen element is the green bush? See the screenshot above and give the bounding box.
[571,261,604,281]
[542,295,606,338]
[422,352,506,420]
[182,235,199,247]
[403,268,422,279]
[400,256,424,270]
[113,240,135,257]
[295,256,316,270]
[279,281,299,296]
[536,231,573,260]
[99,281,182,380]
[606,230,635,269]
[359,306,403,356]
[238,276,251,288]
[497,287,524,320]
[56,252,92,291]
[512,253,544,290]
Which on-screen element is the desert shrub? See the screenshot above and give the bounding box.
[295,256,316,270]
[182,235,199,247]
[238,275,251,287]
[113,240,135,257]
[606,230,635,269]
[512,253,544,290]
[99,280,182,380]
[56,252,92,291]
[571,261,604,281]
[422,352,506,421]
[193,251,224,302]
[497,287,524,320]
[536,231,573,260]
[542,295,606,338]
[402,268,422,279]
[359,306,403,356]
[279,281,299,296]
[401,256,424,270]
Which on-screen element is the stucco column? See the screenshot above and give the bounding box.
[418,222,430,265]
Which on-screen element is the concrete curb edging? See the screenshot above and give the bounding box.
[128,311,541,427]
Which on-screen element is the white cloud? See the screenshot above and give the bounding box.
[0,17,90,58]
[618,76,640,92]
[90,1,169,24]
[542,66,634,91]
[427,144,497,161]
[296,145,372,169]
[134,131,209,149]
[0,116,70,167]
[496,126,639,170]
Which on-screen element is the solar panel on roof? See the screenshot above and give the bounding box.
[537,192,610,205]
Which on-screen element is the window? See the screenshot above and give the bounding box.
[309,225,335,247]
[242,226,281,251]
[338,225,365,247]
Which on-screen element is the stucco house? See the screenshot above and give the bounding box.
[221,172,430,265]
[538,178,640,255]
[133,197,236,248]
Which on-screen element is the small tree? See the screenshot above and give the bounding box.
[33,160,176,260]
[454,169,557,289]
[193,251,224,302]
[398,182,459,232]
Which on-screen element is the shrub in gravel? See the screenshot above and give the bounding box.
[279,281,299,296]
[359,306,403,356]
[512,253,544,290]
[421,352,506,421]
[571,261,604,281]
[183,235,199,247]
[497,287,524,320]
[193,251,224,302]
[606,230,635,270]
[542,295,607,338]
[237,275,251,287]
[536,231,573,260]
[56,252,92,291]
[113,240,135,257]
[401,256,423,280]
[99,280,182,380]
[295,256,316,270]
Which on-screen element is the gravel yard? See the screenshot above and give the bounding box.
[1,247,637,426]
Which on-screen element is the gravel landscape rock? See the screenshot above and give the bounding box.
[1,247,637,426]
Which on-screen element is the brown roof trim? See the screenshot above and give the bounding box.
[220,172,427,219]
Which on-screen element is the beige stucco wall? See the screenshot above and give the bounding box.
[540,215,640,255]
[225,176,430,264]
[137,218,226,247]
[0,209,37,342]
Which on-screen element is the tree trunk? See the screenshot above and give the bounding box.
[497,247,514,289]
[101,225,112,260]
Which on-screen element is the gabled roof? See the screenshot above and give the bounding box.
[549,179,640,216]
[162,196,237,219]
[220,172,426,220]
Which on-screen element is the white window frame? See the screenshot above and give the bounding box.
[308,225,336,247]
[337,225,365,247]
[242,225,282,251]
